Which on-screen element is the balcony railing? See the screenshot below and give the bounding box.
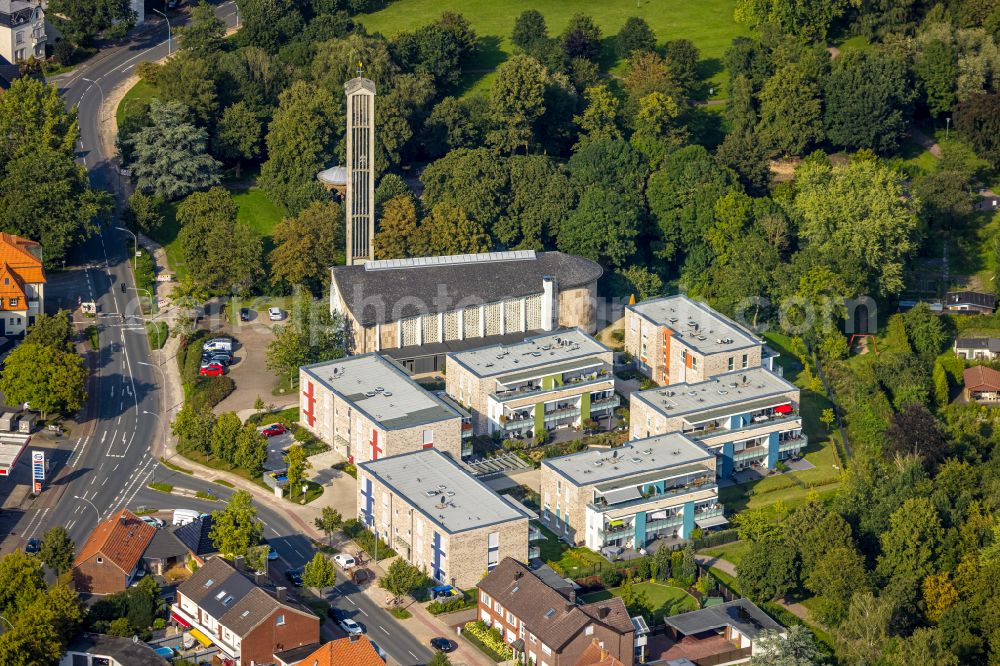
[590,396,620,412]
[502,415,534,430]
[492,371,613,402]
[733,446,769,462]
[687,412,801,439]
[544,406,580,421]
[590,482,718,513]
[528,545,540,559]
[779,434,808,451]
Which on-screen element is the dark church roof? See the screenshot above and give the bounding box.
[332,251,602,327]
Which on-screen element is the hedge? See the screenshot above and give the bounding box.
[693,529,739,549]
[462,621,511,661]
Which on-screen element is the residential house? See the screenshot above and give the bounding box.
[330,250,602,372]
[540,433,721,551]
[72,509,156,595]
[60,633,169,666]
[141,527,192,576]
[658,599,785,665]
[357,448,529,588]
[0,232,45,335]
[624,296,771,386]
[276,635,385,666]
[964,365,1000,403]
[954,337,1000,360]
[172,515,218,565]
[446,329,617,438]
[299,353,466,462]
[171,556,320,666]
[576,639,628,666]
[944,291,997,314]
[477,557,635,666]
[629,367,805,479]
[0,1,44,64]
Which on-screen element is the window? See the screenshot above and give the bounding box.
[16,31,23,44]
[494,600,502,613]
[742,353,749,369]
[585,625,594,636]
[728,356,734,371]
[215,591,227,600]
[276,614,285,626]
[9,298,17,308]
[542,643,552,655]
[487,531,500,570]
[691,355,698,370]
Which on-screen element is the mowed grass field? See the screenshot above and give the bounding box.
[357,0,748,98]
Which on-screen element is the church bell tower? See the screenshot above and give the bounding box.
[344,72,376,265]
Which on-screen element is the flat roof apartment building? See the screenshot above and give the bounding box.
[540,433,721,552]
[630,367,805,480]
[330,251,603,373]
[357,449,529,588]
[299,353,467,463]
[624,296,769,386]
[446,329,617,439]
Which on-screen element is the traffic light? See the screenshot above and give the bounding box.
[120,282,126,293]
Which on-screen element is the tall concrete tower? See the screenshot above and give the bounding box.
[344,75,376,265]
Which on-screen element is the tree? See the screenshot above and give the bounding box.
[616,17,656,58]
[783,500,853,572]
[496,156,574,249]
[793,157,918,297]
[736,537,798,601]
[428,653,453,666]
[392,13,477,91]
[269,201,342,295]
[285,443,310,500]
[806,547,870,625]
[620,266,663,301]
[663,39,700,95]
[651,543,671,581]
[233,423,268,477]
[259,81,340,213]
[562,14,602,61]
[172,404,216,455]
[380,558,429,598]
[373,195,421,259]
[750,626,822,665]
[210,412,242,464]
[680,544,696,583]
[38,527,75,575]
[46,0,135,45]
[210,490,263,558]
[886,627,960,666]
[266,297,346,387]
[734,0,849,41]
[916,40,958,117]
[417,204,491,256]
[422,148,510,233]
[557,189,639,269]
[923,571,960,623]
[0,343,86,419]
[214,102,263,176]
[488,55,547,154]
[877,497,943,583]
[633,92,685,147]
[954,93,1000,167]
[423,96,486,157]
[0,620,62,666]
[574,84,623,149]
[512,10,548,52]
[302,553,337,592]
[237,0,302,53]
[835,591,893,666]
[155,52,220,129]
[757,63,823,156]
[24,312,74,353]
[0,551,46,619]
[885,404,949,468]
[179,3,226,59]
[622,51,684,107]
[127,100,221,200]
[314,507,343,546]
[124,192,164,235]
[820,408,836,432]
[568,138,649,209]
[733,508,780,543]
[824,50,914,154]
[715,129,770,195]
[178,187,264,294]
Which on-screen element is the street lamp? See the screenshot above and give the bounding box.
[114,226,138,271]
[152,8,172,55]
[946,117,951,141]
[142,409,168,460]
[128,286,157,318]
[234,0,240,29]
[74,495,101,523]
[81,77,105,119]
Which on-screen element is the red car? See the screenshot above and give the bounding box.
[262,423,286,437]
[199,363,225,377]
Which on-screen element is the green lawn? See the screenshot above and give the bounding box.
[699,540,749,567]
[581,581,698,623]
[116,79,159,125]
[534,523,607,578]
[357,0,747,99]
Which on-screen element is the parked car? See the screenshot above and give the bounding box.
[261,423,286,437]
[202,338,233,353]
[430,638,455,653]
[202,354,232,367]
[140,516,165,528]
[239,307,252,322]
[327,606,346,621]
[339,617,363,636]
[285,568,303,587]
[24,538,40,553]
[199,363,225,377]
[268,307,285,321]
[333,554,355,570]
[172,509,209,526]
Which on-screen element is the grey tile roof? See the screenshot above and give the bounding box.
[332,251,602,327]
[478,558,632,651]
[955,337,1000,352]
[172,516,217,557]
[66,633,169,665]
[665,599,783,639]
[143,528,189,561]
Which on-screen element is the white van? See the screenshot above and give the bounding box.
[172,509,206,526]
[202,338,233,353]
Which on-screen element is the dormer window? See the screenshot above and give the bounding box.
[10,298,18,307]
[96,557,103,564]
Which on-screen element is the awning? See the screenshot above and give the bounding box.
[601,486,642,504]
[189,628,213,648]
[608,518,624,528]
[647,510,668,521]
[170,612,191,629]
[695,515,730,529]
[774,403,792,414]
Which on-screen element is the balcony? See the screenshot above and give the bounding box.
[461,422,474,438]
[501,413,534,431]
[590,482,718,513]
[779,434,808,451]
[170,604,238,659]
[591,395,620,412]
[687,412,801,439]
[543,406,580,422]
[733,446,768,462]
[492,367,614,403]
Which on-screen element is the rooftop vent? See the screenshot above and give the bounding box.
[545,608,556,619]
[383,391,392,396]
[672,449,681,455]
[375,386,384,392]
[630,457,642,464]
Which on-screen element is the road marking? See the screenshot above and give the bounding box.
[409,651,418,661]
[346,597,356,606]
[379,625,389,636]
[67,519,76,531]
[360,609,369,617]
[102,477,109,486]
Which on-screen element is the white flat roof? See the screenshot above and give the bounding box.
[0,434,30,476]
[302,354,459,430]
[448,329,610,378]
[632,367,798,420]
[542,433,713,487]
[628,295,761,355]
[359,449,528,534]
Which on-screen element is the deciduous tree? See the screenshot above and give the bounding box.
[178,187,263,294]
[46,0,135,45]
[561,13,602,61]
[269,201,342,295]
[39,527,75,575]
[214,102,263,176]
[24,312,74,353]
[557,189,638,268]
[418,204,491,256]
[573,84,623,149]
[233,424,268,477]
[285,444,310,499]
[373,195,421,259]
[616,17,656,58]
[179,3,226,59]
[806,547,870,625]
[488,55,547,154]
[314,507,343,546]
[0,343,87,418]
[302,553,337,592]
[266,297,346,387]
[210,490,263,558]
[757,63,823,156]
[210,412,242,464]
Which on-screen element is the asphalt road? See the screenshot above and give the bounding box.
[23,6,437,663]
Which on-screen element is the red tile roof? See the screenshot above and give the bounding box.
[296,637,384,666]
[964,365,1000,392]
[74,509,156,573]
[576,639,627,666]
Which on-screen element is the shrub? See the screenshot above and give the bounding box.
[148,482,173,493]
[152,618,166,630]
[601,567,622,588]
[343,519,397,559]
[463,621,511,660]
[190,376,236,411]
[53,40,76,66]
